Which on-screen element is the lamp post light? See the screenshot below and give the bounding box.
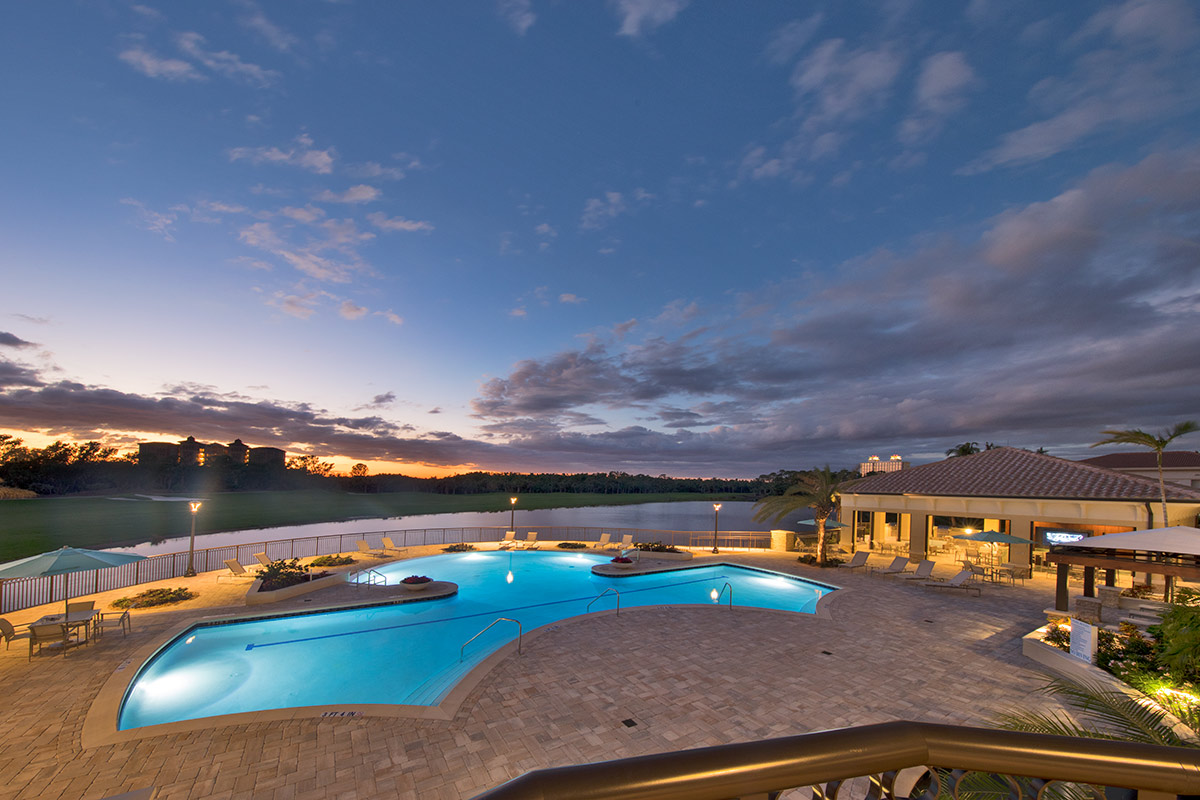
[509,496,518,533]
[711,503,722,554]
[184,501,202,577]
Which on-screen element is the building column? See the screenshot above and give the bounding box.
[871,511,886,549]
[905,513,929,560]
[1056,563,1070,611]
[1007,517,1033,566]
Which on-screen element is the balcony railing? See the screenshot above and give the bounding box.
[468,721,1200,800]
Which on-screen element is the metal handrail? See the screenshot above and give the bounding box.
[467,720,1200,800]
[460,617,522,661]
[587,587,621,615]
[350,568,385,587]
[714,581,732,608]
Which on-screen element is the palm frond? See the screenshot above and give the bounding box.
[1034,677,1198,747]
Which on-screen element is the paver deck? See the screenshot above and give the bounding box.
[0,547,1074,799]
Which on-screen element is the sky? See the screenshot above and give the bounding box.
[1,0,1199,479]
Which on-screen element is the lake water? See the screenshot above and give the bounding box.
[104,500,811,556]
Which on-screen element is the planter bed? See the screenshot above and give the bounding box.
[245,571,347,605]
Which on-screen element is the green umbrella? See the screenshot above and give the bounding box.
[952,530,1028,569]
[0,546,145,616]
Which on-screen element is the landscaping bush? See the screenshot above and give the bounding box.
[1121,584,1155,599]
[309,554,355,567]
[442,543,477,552]
[796,554,843,567]
[113,587,196,609]
[632,541,682,553]
[256,558,325,591]
[556,541,588,549]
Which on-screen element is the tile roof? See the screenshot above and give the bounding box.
[1079,451,1200,469]
[841,446,1200,502]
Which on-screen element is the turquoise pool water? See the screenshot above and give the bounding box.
[118,551,834,730]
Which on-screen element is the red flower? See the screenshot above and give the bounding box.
[401,575,432,584]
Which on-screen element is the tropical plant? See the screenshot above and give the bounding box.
[309,554,355,567]
[945,442,980,457]
[1091,421,1199,527]
[442,543,477,552]
[753,466,841,565]
[256,558,311,591]
[112,587,196,608]
[1156,589,1200,684]
[556,541,588,549]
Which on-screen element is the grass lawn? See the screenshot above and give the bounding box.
[0,491,750,562]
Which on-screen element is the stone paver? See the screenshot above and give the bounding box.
[0,548,1068,799]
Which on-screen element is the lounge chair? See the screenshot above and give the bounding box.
[923,569,981,596]
[516,532,540,550]
[218,558,256,583]
[837,551,870,571]
[591,533,612,549]
[356,540,386,557]
[95,609,132,638]
[0,618,31,650]
[253,552,272,567]
[900,560,937,581]
[497,531,517,550]
[28,623,78,660]
[608,534,634,551]
[871,556,912,576]
[382,536,407,554]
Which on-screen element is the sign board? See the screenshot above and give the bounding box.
[1044,531,1087,545]
[1069,620,1098,663]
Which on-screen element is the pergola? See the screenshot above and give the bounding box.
[1046,526,1200,610]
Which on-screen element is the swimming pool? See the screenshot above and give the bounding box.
[118,551,835,730]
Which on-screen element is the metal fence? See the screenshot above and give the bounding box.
[0,526,772,614]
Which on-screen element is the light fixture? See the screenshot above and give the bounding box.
[184,501,203,577]
[711,503,722,554]
[509,496,518,533]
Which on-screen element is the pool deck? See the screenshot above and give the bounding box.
[1,546,1073,800]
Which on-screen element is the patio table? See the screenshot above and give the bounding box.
[29,609,98,644]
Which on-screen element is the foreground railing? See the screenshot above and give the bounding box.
[0,525,773,614]
[467,721,1200,800]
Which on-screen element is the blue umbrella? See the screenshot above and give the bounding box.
[0,546,145,615]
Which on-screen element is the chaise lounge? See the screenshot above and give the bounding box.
[923,569,981,596]
[871,556,912,576]
[838,551,870,571]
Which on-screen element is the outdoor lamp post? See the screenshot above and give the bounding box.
[509,496,518,533]
[183,501,202,577]
[711,503,722,554]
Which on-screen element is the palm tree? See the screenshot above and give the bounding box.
[945,441,980,457]
[753,467,841,566]
[1091,421,1199,527]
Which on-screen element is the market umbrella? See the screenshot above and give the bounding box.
[0,546,146,617]
[952,529,1028,568]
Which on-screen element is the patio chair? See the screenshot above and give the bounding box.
[218,558,256,583]
[28,623,77,660]
[516,532,540,550]
[0,617,31,650]
[923,569,982,596]
[871,556,912,576]
[608,534,634,551]
[837,551,870,571]
[66,600,98,639]
[253,552,272,567]
[381,536,407,554]
[591,533,612,549]
[900,560,937,581]
[497,531,517,550]
[95,609,132,638]
[356,540,386,557]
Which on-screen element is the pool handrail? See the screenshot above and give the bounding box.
[587,587,621,615]
[715,581,733,608]
[461,617,522,661]
[350,568,386,587]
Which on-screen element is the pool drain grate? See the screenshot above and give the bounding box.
[622,718,637,727]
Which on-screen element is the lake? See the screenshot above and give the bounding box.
[104,500,812,556]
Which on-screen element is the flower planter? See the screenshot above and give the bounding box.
[631,550,693,561]
[612,561,634,570]
[403,581,431,592]
[245,572,346,605]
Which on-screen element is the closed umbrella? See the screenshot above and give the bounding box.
[0,546,146,616]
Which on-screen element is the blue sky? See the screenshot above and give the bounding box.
[1,0,1198,477]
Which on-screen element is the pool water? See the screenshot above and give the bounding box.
[118,551,834,730]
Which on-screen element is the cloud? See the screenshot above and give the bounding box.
[370,392,396,406]
[229,134,335,174]
[765,14,823,65]
[314,184,381,204]
[237,218,372,283]
[339,300,368,320]
[280,205,325,224]
[535,223,557,237]
[791,39,903,129]
[238,3,299,52]
[346,161,409,181]
[0,332,35,348]
[580,192,626,230]
[897,51,979,147]
[375,310,404,325]
[498,0,536,35]
[175,32,279,88]
[963,1,1200,173]
[610,0,689,37]
[118,47,204,81]
[121,198,178,241]
[509,307,527,318]
[367,211,434,232]
[559,293,585,304]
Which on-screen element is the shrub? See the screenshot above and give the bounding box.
[257,558,312,592]
[309,554,355,567]
[401,575,431,585]
[0,486,37,499]
[557,541,588,549]
[1122,584,1155,599]
[113,587,196,609]
[632,541,682,553]
[443,543,477,552]
[1042,621,1070,651]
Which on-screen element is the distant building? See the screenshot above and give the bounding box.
[1079,451,1200,489]
[138,437,285,469]
[859,454,908,475]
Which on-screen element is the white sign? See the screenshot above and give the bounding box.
[1070,620,1097,663]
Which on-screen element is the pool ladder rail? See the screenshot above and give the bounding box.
[714,582,733,609]
[587,587,621,616]
[350,568,386,587]
[461,617,522,662]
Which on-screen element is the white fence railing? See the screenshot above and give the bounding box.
[0,526,772,614]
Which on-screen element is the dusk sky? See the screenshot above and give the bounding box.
[2,1,1198,478]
